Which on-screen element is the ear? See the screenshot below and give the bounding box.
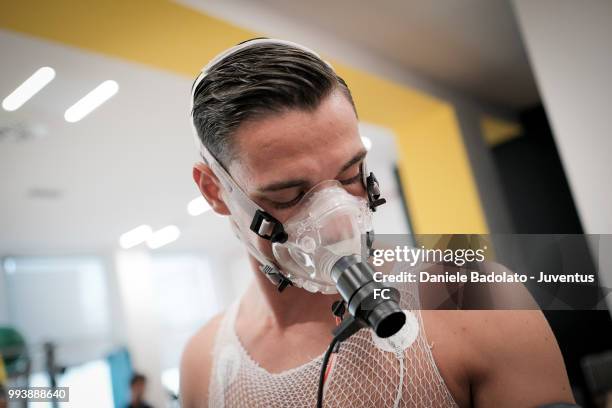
[192,163,231,216]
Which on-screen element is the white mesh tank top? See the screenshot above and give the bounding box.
[208,276,458,408]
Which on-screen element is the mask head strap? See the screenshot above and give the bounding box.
[190,38,331,244]
[190,39,315,291]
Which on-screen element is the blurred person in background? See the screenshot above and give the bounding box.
[181,39,576,408]
[128,373,152,408]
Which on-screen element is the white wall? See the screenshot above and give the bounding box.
[113,250,229,406]
[114,250,166,408]
[513,0,612,312]
[513,0,612,234]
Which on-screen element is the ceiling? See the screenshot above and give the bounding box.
[178,0,539,109]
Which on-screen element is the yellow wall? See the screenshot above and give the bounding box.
[0,0,488,234]
[395,105,489,233]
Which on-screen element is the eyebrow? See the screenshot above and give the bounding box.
[337,149,367,175]
[257,149,368,193]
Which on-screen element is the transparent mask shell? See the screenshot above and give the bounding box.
[272,180,373,294]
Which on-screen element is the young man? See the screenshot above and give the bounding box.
[181,39,575,407]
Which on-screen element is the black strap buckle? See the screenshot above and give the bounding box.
[260,264,293,292]
[250,209,288,243]
[366,172,387,211]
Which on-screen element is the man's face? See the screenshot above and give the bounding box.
[228,89,367,224]
[217,89,367,262]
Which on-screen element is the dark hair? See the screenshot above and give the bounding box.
[130,373,146,386]
[191,40,357,167]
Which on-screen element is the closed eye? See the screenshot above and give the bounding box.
[270,164,363,209]
[340,173,362,185]
[270,192,306,209]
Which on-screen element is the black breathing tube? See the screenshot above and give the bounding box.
[316,255,406,408]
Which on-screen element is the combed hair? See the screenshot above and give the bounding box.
[191,41,357,167]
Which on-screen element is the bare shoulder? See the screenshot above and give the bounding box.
[423,308,574,408]
[464,309,573,407]
[180,313,225,408]
[448,309,561,372]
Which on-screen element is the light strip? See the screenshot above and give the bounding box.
[2,67,56,111]
[119,225,152,249]
[64,80,119,123]
[187,196,211,216]
[147,225,180,249]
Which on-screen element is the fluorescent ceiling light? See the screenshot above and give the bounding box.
[2,66,56,111]
[64,80,118,123]
[187,196,211,216]
[147,225,180,249]
[361,136,372,151]
[119,225,152,249]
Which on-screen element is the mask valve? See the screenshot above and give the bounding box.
[366,172,387,211]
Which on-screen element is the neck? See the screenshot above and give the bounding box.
[243,256,341,329]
